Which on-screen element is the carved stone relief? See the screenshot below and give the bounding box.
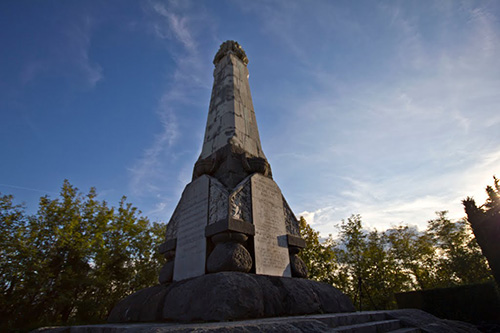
[229,178,252,222]
[209,178,229,225]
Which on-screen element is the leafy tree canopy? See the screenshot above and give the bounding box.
[0,180,165,332]
[299,211,492,311]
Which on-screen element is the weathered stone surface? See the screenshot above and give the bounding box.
[38,309,485,333]
[158,261,174,284]
[229,176,252,222]
[164,208,179,242]
[386,309,481,333]
[251,174,291,277]
[208,177,228,225]
[205,218,255,237]
[163,272,265,322]
[211,232,248,243]
[199,49,265,161]
[158,239,176,254]
[206,242,252,273]
[107,285,170,323]
[108,272,355,323]
[287,235,306,249]
[158,41,306,284]
[283,197,300,237]
[305,279,356,314]
[173,175,210,281]
[213,40,249,66]
[290,254,307,278]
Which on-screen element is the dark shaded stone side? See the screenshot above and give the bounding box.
[108,272,355,323]
[193,144,271,190]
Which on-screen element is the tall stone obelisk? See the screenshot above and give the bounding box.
[107,42,355,324]
[158,41,306,283]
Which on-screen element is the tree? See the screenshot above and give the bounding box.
[463,176,500,286]
[298,217,343,286]
[336,216,407,310]
[386,225,436,290]
[0,180,165,332]
[427,211,491,287]
[299,212,492,312]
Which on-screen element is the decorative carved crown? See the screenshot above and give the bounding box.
[213,40,249,66]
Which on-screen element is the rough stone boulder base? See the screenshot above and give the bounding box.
[164,273,265,322]
[290,254,308,278]
[108,272,355,323]
[108,285,169,323]
[206,242,253,273]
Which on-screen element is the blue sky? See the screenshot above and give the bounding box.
[1,0,499,236]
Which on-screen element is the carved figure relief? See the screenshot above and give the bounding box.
[209,178,229,225]
[229,178,252,222]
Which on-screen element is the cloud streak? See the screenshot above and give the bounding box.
[252,1,500,236]
[128,0,215,219]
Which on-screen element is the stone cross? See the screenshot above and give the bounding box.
[158,41,306,282]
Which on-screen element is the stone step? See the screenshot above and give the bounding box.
[310,311,388,327]
[329,319,402,333]
[388,328,421,333]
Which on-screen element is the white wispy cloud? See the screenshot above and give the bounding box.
[255,2,500,236]
[0,183,59,196]
[152,2,196,52]
[129,0,215,219]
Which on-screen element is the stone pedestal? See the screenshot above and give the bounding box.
[158,173,305,282]
[108,272,356,323]
[110,41,324,324]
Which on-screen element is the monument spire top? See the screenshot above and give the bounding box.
[193,40,269,189]
[213,40,249,66]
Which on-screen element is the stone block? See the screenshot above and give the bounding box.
[287,234,306,249]
[206,242,252,273]
[290,254,308,278]
[163,272,265,322]
[205,218,255,237]
[173,175,210,281]
[251,174,291,277]
[158,238,176,254]
[107,285,169,323]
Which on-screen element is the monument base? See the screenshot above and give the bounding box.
[108,272,355,323]
[34,309,481,333]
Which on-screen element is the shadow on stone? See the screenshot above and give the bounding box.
[108,272,355,323]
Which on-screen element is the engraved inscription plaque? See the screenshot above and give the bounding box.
[251,174,291,277]
[173,175,210,281]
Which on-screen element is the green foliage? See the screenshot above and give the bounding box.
[427,212,491,286]
[298,217,342,286]
[386,225,436,290]
[299,211,493,311]
[0,180,165,332]
[336,215,408,310]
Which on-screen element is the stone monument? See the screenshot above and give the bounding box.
[157,40,306,283]
[107,41,355,323]
[36,41,485,333]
